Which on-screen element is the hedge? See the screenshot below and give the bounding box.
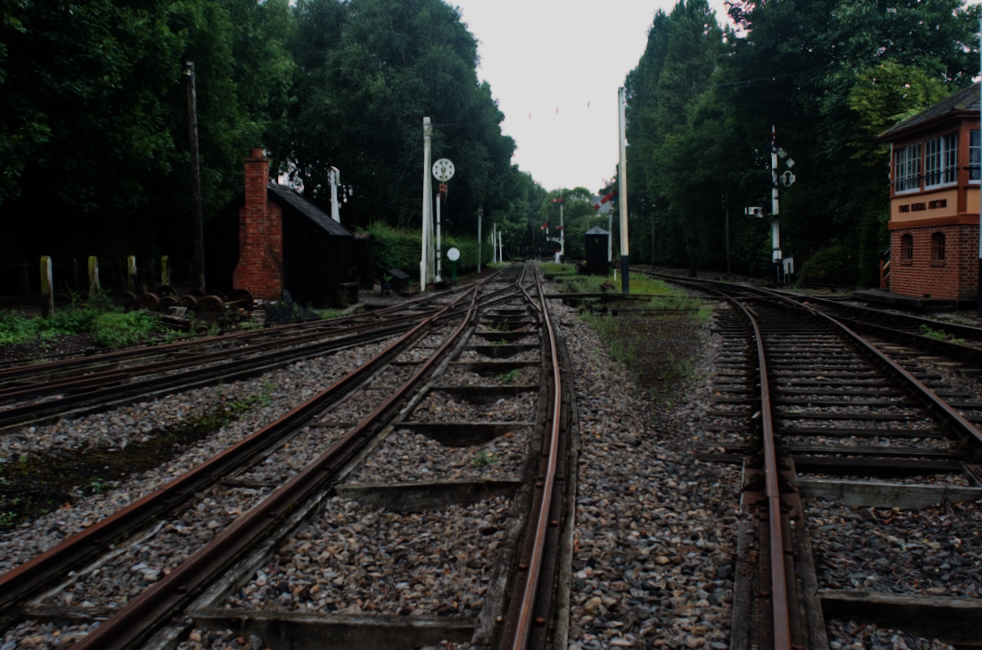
[362,222,494,280]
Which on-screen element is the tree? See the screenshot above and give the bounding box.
[272,0,519,241]
[0,0,294,275]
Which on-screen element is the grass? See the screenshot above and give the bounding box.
[919,324,965,344]
[0,295,165,349]
[540,262,577,276]
[571,268,707,404]
[319,308,346,320]
[472,450,498,467]
[497,368,521,384]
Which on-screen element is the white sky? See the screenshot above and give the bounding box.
[453,0,731,193]
[453,0,981,194]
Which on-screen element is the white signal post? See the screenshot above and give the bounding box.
[771,124,782,283]
[618,86,630,293]
[420,117,433,292]
[768,126,796,284]
[477,207,483,272]
[432,158,455,284]
[328,167,341,223]
[560,190,565,258]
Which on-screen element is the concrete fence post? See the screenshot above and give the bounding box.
[40,256,54,317]
[127,256,137,291]
[88,256,100,297]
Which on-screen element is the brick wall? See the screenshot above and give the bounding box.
[890,224,979,300]
[232,149,283,301]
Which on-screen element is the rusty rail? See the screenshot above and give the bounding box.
[0,266,521,631]
[66,278,497,649]
[499,263,566,650]
[634,271,793,647]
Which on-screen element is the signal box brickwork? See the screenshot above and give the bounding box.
[880,83,980,301]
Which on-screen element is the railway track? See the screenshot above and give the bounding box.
[0,262,576,650]
[0,292,468,433]
[646,271,982,649]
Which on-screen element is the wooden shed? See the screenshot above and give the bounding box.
[205,149,360,307]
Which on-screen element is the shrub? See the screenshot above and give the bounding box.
[798,244,861,287]
[0,297,164,349]
[362,222,494,280]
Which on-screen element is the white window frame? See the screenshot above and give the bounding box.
[895,143,921,193]
[925,134,958,188]
[971,130,981,184]
[942,133,958,185]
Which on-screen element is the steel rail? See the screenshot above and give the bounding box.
[731,295,792,649]
[768,289,982,342]
[69,280,495,650]
[632,271,793,646]
[640,270,982,445]
[0,275,459,380]
[0,311,427,403]
[0,321,412,432]
[501,263,564,650]
[731,283,982,449]
[0,281,489,618]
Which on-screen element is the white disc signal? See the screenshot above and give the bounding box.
[432,158,455,182]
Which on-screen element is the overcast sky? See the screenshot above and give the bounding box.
[451,0,731,194]
[452,0,980,194]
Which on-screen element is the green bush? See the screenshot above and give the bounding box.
[798,244,861,287]
[364,222,422,280]
[0,297,163,349]
[362,222,494,280]
[92,311,162,348]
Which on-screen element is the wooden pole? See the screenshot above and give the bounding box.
[127,256,137,291]
[161,255,170,286]
[88,256,100,297]
[186,61,206,291]
[40,256,54,317]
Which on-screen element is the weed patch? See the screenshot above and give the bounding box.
[0,296,164,350]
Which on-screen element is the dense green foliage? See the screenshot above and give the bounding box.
[0,0,539,282]
[1,0,294,276]
[3,0,979,287]
[622,0,980,283]
[363,222,492,279]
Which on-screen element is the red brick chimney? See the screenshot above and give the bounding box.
[232,148,283,301]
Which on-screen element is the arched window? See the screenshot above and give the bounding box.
[901,234,914,263]
[932,232,946,262]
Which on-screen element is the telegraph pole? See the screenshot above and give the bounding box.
[185,61,205,291]
[420,117,432,291]
[477,207,483,272]
[618,86,630,293]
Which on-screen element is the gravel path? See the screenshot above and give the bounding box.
[550,294,740,650]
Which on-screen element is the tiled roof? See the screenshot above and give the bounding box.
[879,82,980,140]
[267,184,353,237]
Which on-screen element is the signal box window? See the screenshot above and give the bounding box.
[895,144,921,193]
[931,232,946,264]
[900,234,914,265]
[971,130,980,182]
